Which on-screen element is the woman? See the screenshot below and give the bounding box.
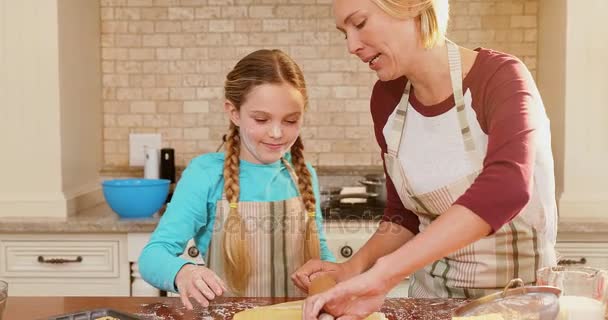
[292,0,558,318]
[139,49,334,310]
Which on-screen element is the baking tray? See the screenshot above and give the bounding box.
[47,308,141,320]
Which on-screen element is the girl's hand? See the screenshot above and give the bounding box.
[174,264,228,310]
[302,264,394,320]
[291,259,359,294]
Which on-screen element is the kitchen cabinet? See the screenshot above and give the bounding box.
[128,233,203,297]
[555,220,608,270]
[1,208,606,298]
[324,220,410,297]
[0,233,130,296]
[555,242,608,269]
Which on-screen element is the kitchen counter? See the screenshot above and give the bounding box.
[1,202,607,237]
[3,296,466,320]
[0,204,160,233]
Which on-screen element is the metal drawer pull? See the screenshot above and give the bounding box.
[37,256,83,264]
[187,246,199,258]
[557,257,587,265]
[340,245,353,258]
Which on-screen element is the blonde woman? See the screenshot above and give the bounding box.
[293,0,557,318]
[139,49,335,310]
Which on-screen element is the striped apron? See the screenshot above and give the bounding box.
[207,160,308,297]
[384,40,557,298]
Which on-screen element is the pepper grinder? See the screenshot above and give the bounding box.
[160,148,176,203]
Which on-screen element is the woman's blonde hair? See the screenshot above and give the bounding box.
[371,0,450,48]
[221,49,320,294]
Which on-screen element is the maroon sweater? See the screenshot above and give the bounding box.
[372,48,545,234]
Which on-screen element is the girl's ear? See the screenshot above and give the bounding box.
[224,100,241,127]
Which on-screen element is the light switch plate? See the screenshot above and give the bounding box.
[129,133,162,166]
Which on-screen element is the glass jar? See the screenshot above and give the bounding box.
[536,266,607,320]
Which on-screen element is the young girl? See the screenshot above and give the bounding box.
[138,49,335,309]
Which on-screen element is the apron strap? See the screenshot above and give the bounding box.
[446,40,483,168]
[386,81,411,157]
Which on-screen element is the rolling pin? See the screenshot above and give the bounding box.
[308,274,337,320]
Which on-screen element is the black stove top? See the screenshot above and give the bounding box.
[322,205,384,221]
[320,189,384,221]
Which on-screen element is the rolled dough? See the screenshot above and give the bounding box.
[232,300,387,320]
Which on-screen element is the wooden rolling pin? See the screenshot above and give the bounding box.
[308,274,337,320]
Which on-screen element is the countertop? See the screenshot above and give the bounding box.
[2,296,467,320]
[1,203,607,237]
[0,204,160,233]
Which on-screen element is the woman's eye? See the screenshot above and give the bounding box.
[254,119,267,123]
[355,20,366,29]
[285,120,298,124]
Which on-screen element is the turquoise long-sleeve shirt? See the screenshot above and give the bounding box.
[138,152,335,293]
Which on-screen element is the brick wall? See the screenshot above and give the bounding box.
[101,0,538,169]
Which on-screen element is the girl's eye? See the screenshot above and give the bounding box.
[254,119,267,123]
[285,120,298,124]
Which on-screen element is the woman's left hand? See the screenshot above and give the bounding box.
[301,264,395,320]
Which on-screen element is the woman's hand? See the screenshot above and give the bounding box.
[174,264,228,310]
[301,265,393,320]
[291,259,360,294]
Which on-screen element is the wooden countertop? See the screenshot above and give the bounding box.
[3,296,466,319]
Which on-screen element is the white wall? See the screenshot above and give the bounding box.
[58,0,103,205]
[0,0,102,218]
[538,0,608,220]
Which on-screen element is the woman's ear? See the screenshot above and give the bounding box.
[224,100,240,127]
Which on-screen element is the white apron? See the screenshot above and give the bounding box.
[383,40,556,298]
[207,160,309,297]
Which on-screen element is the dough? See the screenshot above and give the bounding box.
[233,300,387,320]
[452,315,504,320]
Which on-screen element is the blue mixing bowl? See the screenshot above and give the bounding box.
[102,178,170,218]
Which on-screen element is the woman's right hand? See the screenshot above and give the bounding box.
[291,259,359,294]
[174,264,228,310]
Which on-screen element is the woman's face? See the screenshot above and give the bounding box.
[225,83,305,165]
[333,0,422,81]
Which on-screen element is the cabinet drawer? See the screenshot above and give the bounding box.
[555,242,608,269]
[1,240,120,278]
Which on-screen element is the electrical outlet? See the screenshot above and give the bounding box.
[129,133,162,166]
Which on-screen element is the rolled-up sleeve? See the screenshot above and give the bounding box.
[454,59,538,233]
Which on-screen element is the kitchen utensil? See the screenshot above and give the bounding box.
[359,173,386,206]
[0,280,7,320]
[47,308,140,320]
[536,266,607,320]
[452,278,562,320]
[143,146,159,179]
[102,178,170,218]
[159,148,175,183]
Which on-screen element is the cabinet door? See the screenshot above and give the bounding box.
[323,221,409,297]
[555,242,608,269]
[0,234,130,297]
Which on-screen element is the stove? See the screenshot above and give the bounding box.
[320,186,384,221]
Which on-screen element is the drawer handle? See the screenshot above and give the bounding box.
[37,255,83,264]
[187,246,200,258]
[557,257,587,266]
[340,245,353,258]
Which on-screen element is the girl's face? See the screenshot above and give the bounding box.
[225,83,305,164]
[333,0,422,81]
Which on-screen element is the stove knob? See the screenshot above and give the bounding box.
[340,245,353,258]
[187,246,200,258]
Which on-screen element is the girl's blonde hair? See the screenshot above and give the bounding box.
[371,0,450,48]
[222,49,320,294]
